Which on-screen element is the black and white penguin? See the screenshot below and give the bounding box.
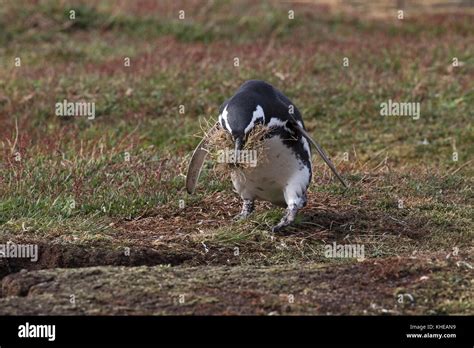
[187,80,347,232]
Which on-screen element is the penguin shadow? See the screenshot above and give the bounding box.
[257,202,350,237]
[272,205,429,242]
[266,208,357,237]
[255,204,359,237]
[292,208,358,236]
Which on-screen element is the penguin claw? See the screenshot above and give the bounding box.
[271,224,284,233]
[271,219,290,233]
[271,205,298,233]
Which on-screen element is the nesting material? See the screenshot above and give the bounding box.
[200,119,270,176]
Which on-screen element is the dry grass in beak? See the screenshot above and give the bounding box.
[198,118,270,177]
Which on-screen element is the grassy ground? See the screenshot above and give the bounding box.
[0,0,472,314]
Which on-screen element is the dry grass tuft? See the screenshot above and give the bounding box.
[199,119,271,177]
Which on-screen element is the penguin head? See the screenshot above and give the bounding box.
[218,103,265,153]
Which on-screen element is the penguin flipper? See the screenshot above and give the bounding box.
[291,121,348,188]
[186,123,218,194]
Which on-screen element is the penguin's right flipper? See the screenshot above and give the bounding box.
[291,120,348,188]
[186,123,218,194]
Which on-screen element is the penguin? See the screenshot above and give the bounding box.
[186,80,347,232]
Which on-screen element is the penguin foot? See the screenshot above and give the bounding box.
[271,220,290,233]
[234,199,255,220]
[271,205,298,233]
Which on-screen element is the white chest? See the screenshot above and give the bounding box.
[231,135,311,207]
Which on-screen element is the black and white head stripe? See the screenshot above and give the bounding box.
[244,105,265,134]
[219,105,231,132]
[219,103,266,136]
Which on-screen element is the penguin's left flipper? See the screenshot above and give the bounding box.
[186,123,218,194]
[290,120,348,189]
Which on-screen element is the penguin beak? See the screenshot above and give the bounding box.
[234,136,244,164]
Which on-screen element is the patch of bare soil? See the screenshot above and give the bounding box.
[112,192,241,245]
[0,255,471,315]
